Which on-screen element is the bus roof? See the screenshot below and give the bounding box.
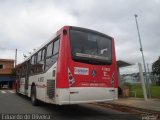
[16,26,113,66]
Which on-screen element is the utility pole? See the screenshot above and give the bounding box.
[134,14,151,98]
[138,63,148,100]
[147,63,151,98]
[15,48,17,68]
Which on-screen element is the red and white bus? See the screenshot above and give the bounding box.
[15,26,118,105]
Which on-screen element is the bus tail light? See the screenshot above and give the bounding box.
[68,68,75,86]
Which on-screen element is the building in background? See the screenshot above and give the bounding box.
[0,59,15,89]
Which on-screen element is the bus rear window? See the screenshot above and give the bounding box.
[70,29,112,65]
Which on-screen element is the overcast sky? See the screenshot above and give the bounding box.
[0,0,160,73]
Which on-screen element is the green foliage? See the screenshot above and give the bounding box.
[123,82,132,90]
[152,57,160,76]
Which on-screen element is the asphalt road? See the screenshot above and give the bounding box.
[0,90,141,120]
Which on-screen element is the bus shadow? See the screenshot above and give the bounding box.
[15,94,139,120]
[39,103,138,120]
[17,94,104,116]
[39,102,112,119]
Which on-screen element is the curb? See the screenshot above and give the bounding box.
[104,102,160,114]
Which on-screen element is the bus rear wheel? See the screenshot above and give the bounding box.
[31,86,39,106]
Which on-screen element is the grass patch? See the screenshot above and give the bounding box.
[150,85,160,98]
[130,84,143,98]
[129,84,160,98]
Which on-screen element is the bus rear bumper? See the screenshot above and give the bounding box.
[55,87,118,105]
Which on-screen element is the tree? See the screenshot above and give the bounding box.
[152,57,160,85]
[152,57,160,76]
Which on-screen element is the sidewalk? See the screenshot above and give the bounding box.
[109,98,160,113]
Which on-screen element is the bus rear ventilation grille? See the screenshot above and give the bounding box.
[47,80,55,99]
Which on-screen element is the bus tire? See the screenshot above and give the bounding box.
[31,86,39,106]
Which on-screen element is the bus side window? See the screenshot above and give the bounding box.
[45,42,54,71]
[45,38,59,71]
[46,42,53,57]
[53,39,59,55]
[36,50,43,73]
[30,56,35,75]
[36,48,46,73]
[22,63,26,77]
[34,54,38,73]
[34,54,37,64]
[37,51,42,62]
[18,67,22,79]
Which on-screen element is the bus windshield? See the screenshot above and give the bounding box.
[70,29,112,65]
